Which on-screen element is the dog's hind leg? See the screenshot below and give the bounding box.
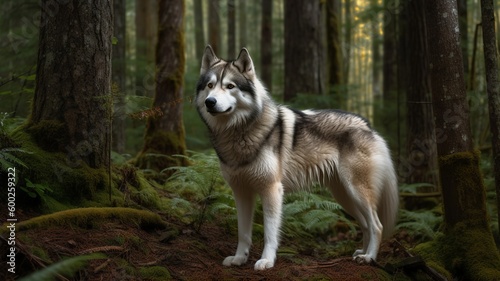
[254,182,284,270]
[328,173,383,263]
[223,187,255,267]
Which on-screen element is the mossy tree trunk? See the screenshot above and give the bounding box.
[28,0,112,169]
[112,0,127,154]
[136,0,187,173]
[135,0,157,97]
[480,0,500,229]
[415,1,500,279]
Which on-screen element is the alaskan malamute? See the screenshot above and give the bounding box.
[195,46,399,270]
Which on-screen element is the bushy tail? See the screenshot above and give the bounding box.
[378,161,399,239]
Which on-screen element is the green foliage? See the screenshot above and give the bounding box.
[396,209,442,241]
[282,187,357,240]
[163,151,235,231]
[0,147,31,170]
[18,253,106,281]
[21,179,53,203]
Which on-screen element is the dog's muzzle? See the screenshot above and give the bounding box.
[205,97,232,115]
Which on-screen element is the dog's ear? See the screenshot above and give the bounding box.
[201,45,219,74]
[233,48,255,77]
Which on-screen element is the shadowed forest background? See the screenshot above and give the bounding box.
[1,0,500,280]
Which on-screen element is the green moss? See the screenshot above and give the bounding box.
[414,225,500,280]
[24,120,68,152]
[7,207,167,232]
[413,150,500,280]
[137,266,171,280]
[135,130,187,173]
[438,150,488,227]
[9,129,110,208]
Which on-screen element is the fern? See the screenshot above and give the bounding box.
[20,179,53,203]
[0,147,31,170]
[18,253,106,281]
[282,187,357,241]
[396,209,442,241]
[163,151,234,231]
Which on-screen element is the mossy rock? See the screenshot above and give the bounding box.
[6,207,168,232]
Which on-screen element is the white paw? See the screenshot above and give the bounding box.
[254,258,274,270]
[353,254,374,264]
[222,255,248,266]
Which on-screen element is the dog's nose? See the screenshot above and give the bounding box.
[205,97,217,108]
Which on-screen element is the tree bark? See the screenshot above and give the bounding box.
[260,0,273,91]
[136,0,187,173]
[415,1,500,279]
[370,0,381,101]
[194,0,205,65]
[29,0,112,169]
[238,0,247,48]
[457,0,468,82]
[380,0,399,145]
[480,0,500,233]
[112,0,127,153]
[343,0,352,86]
[284,0,324,101]
[404,0,438,189]
[326,0,343,107]
[227,0,236,58]
[208,0,220,54]
[135,0,157,97]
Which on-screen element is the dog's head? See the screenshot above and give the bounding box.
[196,45,265,129]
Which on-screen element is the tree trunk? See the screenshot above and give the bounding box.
[112,0,127,154]
[370,0,381,100]
[135,0,157,97]
[136,0,187,173]
[29,0,112,169]
[194,0,205,65]
[343,0,352,86]
[238,0,247,48]
[480,0,500,233]
[284,0,324,101]
[414,1,500,279]
[457,0,468,82]
[227,0,236,58]
[404,0,438,190]
[260,0,273,91]
[326,0,343,107]
[208,0,220,54]
[380,0,399,148]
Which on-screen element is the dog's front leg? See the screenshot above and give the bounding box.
[254,182,284,270]
[223,187,255,267]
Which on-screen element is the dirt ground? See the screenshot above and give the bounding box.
[1,207,432,281]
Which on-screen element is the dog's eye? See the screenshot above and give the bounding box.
[207,83,213,89]
[227,84,235,89]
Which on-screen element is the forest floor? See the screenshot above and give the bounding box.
[1,203,439,281]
